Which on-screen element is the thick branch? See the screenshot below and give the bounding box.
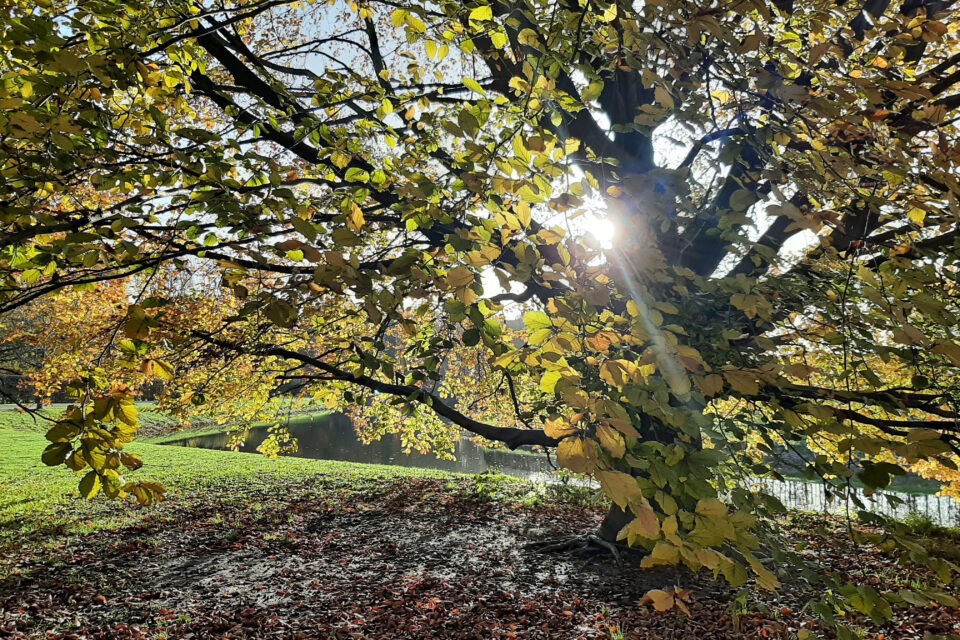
[193,332,561,450]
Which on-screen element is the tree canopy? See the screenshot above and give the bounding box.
[4,0,960,621]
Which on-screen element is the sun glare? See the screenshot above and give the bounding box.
[585,216,617,249]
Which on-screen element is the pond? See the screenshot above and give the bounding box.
[165,413,559,479]
[164,413,960,527]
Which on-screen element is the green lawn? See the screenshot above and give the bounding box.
[0,406,179,434]
[0,428,432,550]
[0,403,332,441]
[0,426,568,559]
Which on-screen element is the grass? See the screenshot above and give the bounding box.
[0,406,179,434]
[0,426,445,540]
[0,402,333,445]
[0,426,601,557]
[897,511,960,562]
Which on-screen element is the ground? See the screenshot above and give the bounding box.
[1,427,960,639]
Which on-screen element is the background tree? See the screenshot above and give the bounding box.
[3,0,960,621]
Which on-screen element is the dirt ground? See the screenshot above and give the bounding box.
[2,475,959,639]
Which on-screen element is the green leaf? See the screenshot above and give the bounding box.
[265,299,298,328]
[344,168,368,182]
[462,77,485,95]
[79,471,101,499]
[41,442,71,466]
[540,371,562,393]
[523,311,552,331]
[730,189,758,211]
[45,421,81,443]
[581,80,603,103]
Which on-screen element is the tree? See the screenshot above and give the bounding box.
[3,0,960,617]
[0,270,286,420]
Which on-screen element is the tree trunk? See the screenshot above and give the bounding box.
[597,503,633,543]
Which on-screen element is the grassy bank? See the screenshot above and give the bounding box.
[0,403,333,445]
[0,406,179,435]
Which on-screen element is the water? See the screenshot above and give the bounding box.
[165,413,960,526]
[166,413,559,480]
[750,478,960,527]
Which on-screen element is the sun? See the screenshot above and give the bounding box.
[587,217,617,249]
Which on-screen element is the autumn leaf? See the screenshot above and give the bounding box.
[639,589,674,612]
[596,470,642,509]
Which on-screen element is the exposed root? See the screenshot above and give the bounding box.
[525,534,623,564]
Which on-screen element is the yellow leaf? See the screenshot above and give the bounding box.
[153,359,174,382]
[331,150,351,169]
[348,202,365,232]
[803,403,835,420]
[695,548,721,570]
[695,498,727,519]
[517,28,540,47]
[907,428,942,442]
[662,514,679,539]
[723,370,759,395]
[601,400,642,439]
[543,418,578,439]
[654,85,674,108]
[117,402,138,426]
[556,437,597,474]
[124,306,149,339]
[597,470,642,509]
[695,374,724,396]
[635,499,661,539]
[79,471,101,499]
[729,293,759,318]
[640,541,680,568]
[639,589,674,612]
[746,553,781,591]
[581,80,603,103]
[652,301,678,315]
[596,424,625,458]
[617,501,661,545]
[599,359,638,389]
[468,5,492,20]
[587,333,612,353]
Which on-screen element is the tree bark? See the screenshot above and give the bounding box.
[597,503,634,543]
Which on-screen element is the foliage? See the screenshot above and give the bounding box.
[4,0,960,628]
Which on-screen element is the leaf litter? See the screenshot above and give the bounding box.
[1,474,958,639]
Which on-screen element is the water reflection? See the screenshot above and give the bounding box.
[166,414,557,478]
[749,478,960,527]
[166,414,959,526]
